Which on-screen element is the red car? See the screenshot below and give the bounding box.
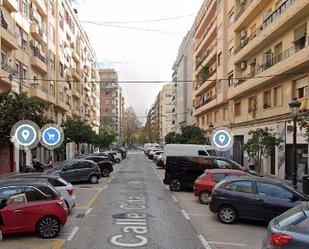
[0,179,68,239]
[194,169,248,204]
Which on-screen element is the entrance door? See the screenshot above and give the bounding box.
[233,136,244,166]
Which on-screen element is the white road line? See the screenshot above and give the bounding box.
[172,195,178,203]
[67,226,79,241]
[198,235,212,249]
[181,210,190,220]
[207,241,247,247]
[103,184,108,190]
[85,208,93,216]
[187,213,213,217]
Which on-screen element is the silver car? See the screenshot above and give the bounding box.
[262,202,309,249]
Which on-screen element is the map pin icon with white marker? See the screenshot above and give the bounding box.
[219,135,226,144]
[22,130,30,141]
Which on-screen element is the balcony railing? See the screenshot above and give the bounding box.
[195,42,217,70]
[235,37,308,86]
[195,17,216,52]
[33,47,47,63]
[235,0,296,54]
[195,95,217,109]
[234,0,254,22]
[195,68,216,90]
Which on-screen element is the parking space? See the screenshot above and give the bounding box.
[150,161,267,249]
[0,163,121,249]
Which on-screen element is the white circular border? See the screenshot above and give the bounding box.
[15,124,37,146]
[211,128,234,151]
[42,127,61,146]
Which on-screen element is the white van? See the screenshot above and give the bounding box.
[164,144,219,162]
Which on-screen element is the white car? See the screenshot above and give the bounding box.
[106,151,122,163]
[7,174,76,212]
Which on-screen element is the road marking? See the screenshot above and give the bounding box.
[207,241,247,247]
[87,188,103,207]
[103,184,109,190]
[85,208,93,216]
[172,195,178,202]
[198,235,212,249]
[181,210,190,220]
[187,213,213,217]
[67,226,79,241]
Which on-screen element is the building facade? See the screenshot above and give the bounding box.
[192,0,309,181]
[173,25,195,130]
[0,0,100,173]
[99,69,123,135]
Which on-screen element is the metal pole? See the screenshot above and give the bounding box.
[292,117,297,189]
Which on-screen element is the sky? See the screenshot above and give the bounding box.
[72,0,204,121]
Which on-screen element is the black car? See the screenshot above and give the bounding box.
[115,148,126,159]
[93,152,116,164]
[209,176,308,224]
[85,156,113,177]
[49,159,101,184]
[163,156,249,191]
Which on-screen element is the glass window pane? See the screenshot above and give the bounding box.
[257,182,293,198]
[224,181,253,193]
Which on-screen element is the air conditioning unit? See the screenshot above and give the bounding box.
[240,30,247,39]
[240,61,247,70]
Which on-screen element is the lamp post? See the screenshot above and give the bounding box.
[289,98,301,189]
[208,123,214,144]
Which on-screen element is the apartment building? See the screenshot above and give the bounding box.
[193,0,234,135]
[99,69,123,135]
[172,25,194,130]
[0,0,100,173]
[229,0,309,180]
[159,84,177,142]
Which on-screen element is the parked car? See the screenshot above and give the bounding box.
[262,202,309,249]
[148,149,161,160]
[209,176,308,224]
[163,156,248,191]
[153,151,164,161]
[49,159,101,184]
[93,152,116,164]
[85,156,114,177]
[194,169,249,204]
[156,155,165,168]
[115,148,127,159]
[0,179,67,239]
[6,174,76,212]
[106,151,122,163]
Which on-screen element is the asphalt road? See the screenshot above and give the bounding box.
[63,152,206,249]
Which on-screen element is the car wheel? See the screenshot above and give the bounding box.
[169,179,181,191]
[89,175,99,184]
[218,206,238,224]
[36,216,61,239]
[102,168,110,177]
[199,191,211,205]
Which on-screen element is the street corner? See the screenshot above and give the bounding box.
[74,187,103,209]
[0,237,65,249]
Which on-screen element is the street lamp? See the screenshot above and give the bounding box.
[289,97,301,189]
[208,123,214,133]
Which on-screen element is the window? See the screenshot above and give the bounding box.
[256,182,293,199]
[49,51,55,70]
[217,52,222,66]
[224,181,254,193]
[228,9,234,24]
[295,78,308,99]
[248,96,257,112]
[228,72,234,86]
[228,40,234,55]
[212,173,226,183]
[50,25,55,43]
[263,90,272,109]
[59,13,64,30]
[16,25,22,47]
[213,159,240,170]
[206,113,212,123]
[37,186,57,198]
[0,187,22,199]
[202,116,205,126]
[22,66,28,84]
[15,60,21,78]
[50,0,55,16]
[223,107,227,121]
[25,187,46,202]
[234,102,241,116]
[22,31,28,52]
[49,81,55,96]
[274,86,282,106]
[20,0,29,18]
[214,111,219,123]
[59,63,64,77]
[48,178,66,187]
[198,150,207,156]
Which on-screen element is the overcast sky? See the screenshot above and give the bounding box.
[73,0,203,121]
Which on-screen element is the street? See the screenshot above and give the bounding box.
[1,152,267,249]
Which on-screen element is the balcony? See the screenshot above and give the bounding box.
[195,0,216,39]
[0,64,15,87]
[194,70,217,96]
[1,12,18,50]
[30,23,47,44]
[3,0,18,12]
[84,83,91,92]
[72,49,80,63]
[194,95,218,116]
[195,42,217,72]
[195,17,217,54]
[229,37,309,99]
[71,68,81,81]
[29,85,48,103]
[234,0,309,62]
[32,0,47,16]
[31,49,48,74]
[72,85,81,99]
